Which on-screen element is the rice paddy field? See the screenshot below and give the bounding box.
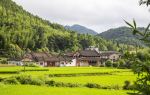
[0,66,136,95]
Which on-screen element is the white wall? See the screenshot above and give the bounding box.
[79,61,89,67]
[65,59,76,66]
[60,59,76,67]
[8,61,23,66]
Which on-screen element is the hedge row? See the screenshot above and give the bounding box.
[48,72,113,77]
[0,71,19,74]
[0,68,49,74]
[0,76,135,90]
[21,68,49,72]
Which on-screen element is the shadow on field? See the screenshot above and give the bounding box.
[127,92,139,95]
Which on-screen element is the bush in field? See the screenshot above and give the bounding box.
[85,83,101,89]
[124,61,132,69]
[118,59,125,67]
[53,82,79,88]
[112,62,119,68]
[3,77,19,84]
[123,80,135,90]
[15,75,32,84]
[15,75,45,86]
[30,78,45,86]
[0,60,8,64]
[63,83,80,88]
[105,60,113,67]
[55,82,66,87]
[45,80,55,86]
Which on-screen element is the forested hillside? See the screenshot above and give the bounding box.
[65,24,98,35]
[98,27,146,47]
[0,0,133,58]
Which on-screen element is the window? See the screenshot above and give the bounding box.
[113,56,115,59]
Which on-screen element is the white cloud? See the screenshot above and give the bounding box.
[13,0,150,33]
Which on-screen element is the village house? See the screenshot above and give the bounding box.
[22,52,73,67]
[9,47,121,67]
[65,47,121,67]
[22,52,51,66]
[77,50,102,66]
[100,51,121,64]
[8,58,23,66]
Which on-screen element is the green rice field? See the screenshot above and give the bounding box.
[0,67,136,95]
[0,85,133,95]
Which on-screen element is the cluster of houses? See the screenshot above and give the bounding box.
[8,47,121,67]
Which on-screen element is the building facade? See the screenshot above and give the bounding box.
[12,47,121,67]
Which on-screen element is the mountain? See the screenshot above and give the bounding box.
[0,0,123,58]
[98,26,146,47]
[65,24,98,35]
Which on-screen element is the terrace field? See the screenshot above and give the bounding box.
[0,67,136,95]
[0,85,133,95]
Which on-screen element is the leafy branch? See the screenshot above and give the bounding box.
[139,0,150,6]
[124,20,150,42]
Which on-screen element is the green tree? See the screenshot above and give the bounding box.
[125,0,150,94]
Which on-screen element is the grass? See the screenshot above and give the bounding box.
[50,73,136,87]
[0,67,136,87]
[0,84,132,95]
[0,66,137,95]
[0,67,130,77]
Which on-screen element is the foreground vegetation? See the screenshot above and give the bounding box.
[0,85,132,95]
[0,66,136,95]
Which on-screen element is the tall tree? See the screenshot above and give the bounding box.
[125,0,150,94]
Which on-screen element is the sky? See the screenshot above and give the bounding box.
[12,0,150,33]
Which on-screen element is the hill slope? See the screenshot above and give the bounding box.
[65,24,98,35]
[0,0,122,58]
[98,27,146,47]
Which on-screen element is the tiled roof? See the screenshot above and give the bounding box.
[78,57,101,61]
[79,50,100,57]
[100,51,121,56]
[23,52,51,62]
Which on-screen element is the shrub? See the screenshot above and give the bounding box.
[45,80,55,86]
[118,59,125,67]
[15,75,45,86]
[65,83,80,87]
[85,83,101,89]
[1,60,8,64]
[3,77,19,84]
[112,62,119,68]
[105,60,113,67]
[55,82,65,87]
[123,80,134,90]
[101,86,111,89]
[15,75,32,84]
[54,82,80,88]
[30,78,45,86]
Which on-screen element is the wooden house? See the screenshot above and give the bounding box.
[22,52,73,67]
[100,51,121,65]
[65,50,101,66]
